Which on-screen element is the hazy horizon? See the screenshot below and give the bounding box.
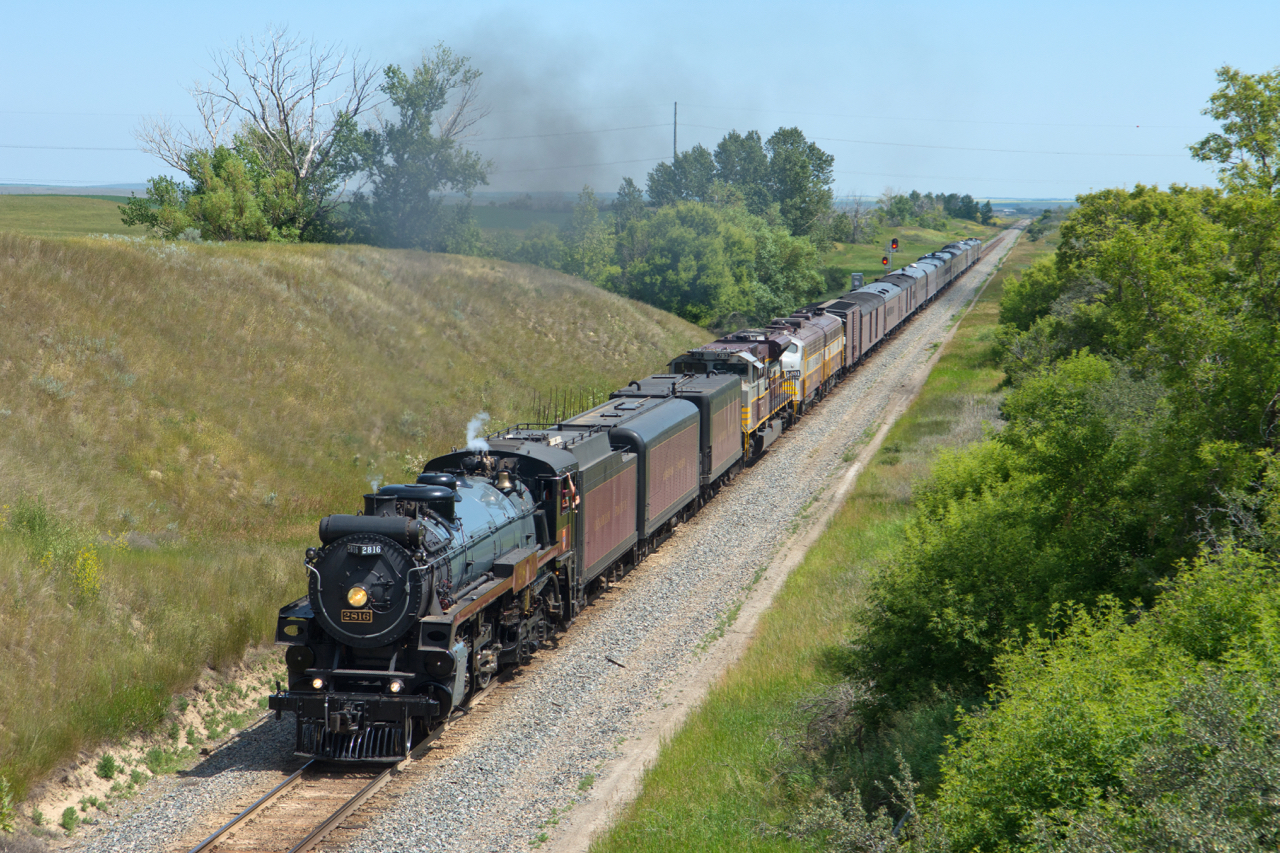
[4,1,1277,199]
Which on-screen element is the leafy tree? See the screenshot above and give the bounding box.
[852,353,1174,706]
[119,176,195,239]
[712,130,771,213]
[345,46,490,249]
[645,144,716,205]
[513,221,566,271]
[562,187,620,286]
[995,257,1065,331]
[644,127,834,238]
[609,200,822,327]
[612,201,743,324]
[765,127,834,237]
[979,200,995,224]
[1190,65,1280,195]
[611,177,646,234]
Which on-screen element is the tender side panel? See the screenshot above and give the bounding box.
[647,422,699,530]
[583,457,638,577]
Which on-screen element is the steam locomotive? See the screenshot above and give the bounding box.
[268,238,985,760]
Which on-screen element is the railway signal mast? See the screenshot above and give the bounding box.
[882,237,899,269]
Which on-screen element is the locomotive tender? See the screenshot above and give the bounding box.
[269,238,984,760]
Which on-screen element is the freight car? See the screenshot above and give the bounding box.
[269,236,985,760]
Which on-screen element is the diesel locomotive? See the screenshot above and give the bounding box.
[269,237,985,760]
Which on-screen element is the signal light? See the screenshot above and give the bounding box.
[891,238,899,250]
[882,257,889,266]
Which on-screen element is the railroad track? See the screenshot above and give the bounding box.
[181,674,513,853]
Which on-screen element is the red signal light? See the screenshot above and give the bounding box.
[891,238,899,250]
[881,256,889,266]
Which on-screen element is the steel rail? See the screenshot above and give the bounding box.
[286,766,396,853]
[186,760,314,853]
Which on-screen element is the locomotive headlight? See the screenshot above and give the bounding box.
[389,679,404,694]
[347,585,369,607]
[311,677,325,690]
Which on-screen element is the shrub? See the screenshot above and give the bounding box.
[94,754,117,780]
[59,806,77,835]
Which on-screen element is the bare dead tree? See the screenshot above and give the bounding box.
[425,44,490,142]
[136,27,379,189]
[846,192,876,244]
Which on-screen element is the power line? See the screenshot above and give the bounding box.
[0,143,138,151]
[679,102,1209,131]
[679,123,1187,158]
[833,167,1108,187]
[470,123,668,143]
[488,155,665,175]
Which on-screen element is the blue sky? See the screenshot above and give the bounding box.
[3,0,1277,199]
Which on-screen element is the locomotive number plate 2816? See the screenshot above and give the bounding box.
[341,609,373,623]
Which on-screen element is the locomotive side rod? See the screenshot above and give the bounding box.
[186,760,314,852]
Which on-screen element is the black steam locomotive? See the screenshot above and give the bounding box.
[268,238,985,760]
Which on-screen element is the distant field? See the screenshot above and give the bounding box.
[469,204,572,233]
[0,194,141,238]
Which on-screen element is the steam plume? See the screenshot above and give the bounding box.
[465,412,492,452]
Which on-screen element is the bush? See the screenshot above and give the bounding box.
[1035,676,1280,852]
[94,754,117,780]
[59,807,77,835]
[932,601,1195,851]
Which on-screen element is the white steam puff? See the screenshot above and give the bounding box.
[465,412,491,452]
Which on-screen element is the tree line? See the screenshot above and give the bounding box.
[804,65,1280,851]
[121,31,488,249]
[119,28,992,330]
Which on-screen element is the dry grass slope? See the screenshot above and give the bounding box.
[0,232,709,799]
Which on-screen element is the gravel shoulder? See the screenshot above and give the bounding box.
[59,228,1019,853]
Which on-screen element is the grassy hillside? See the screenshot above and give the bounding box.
[821,219,1001,296]
[0,195,142,238]
[0,232,709,797]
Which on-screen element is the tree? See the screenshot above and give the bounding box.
[1190,65,1280,195]
[135,27,379,239]
[345,45,490,249]
[713,130,771,213]
[765,127,834,237]
[611,177,646,235]
[562,186,620,286]
[979,200,995,224]
[646,144,716,205]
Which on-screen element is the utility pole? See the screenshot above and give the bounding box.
[673,102,677,160]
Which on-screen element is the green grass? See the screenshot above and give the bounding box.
[0,195,145,238]
[0,230,711,800]
[820,218,1002,296]
[590,228,1057,852]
